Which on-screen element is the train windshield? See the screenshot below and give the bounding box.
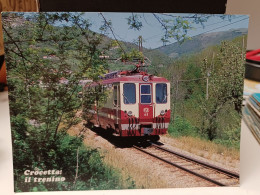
[123,83,136,104]
[156,83,167,103]
[140,84,152,104]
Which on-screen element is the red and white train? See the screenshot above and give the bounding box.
[84,65,171,141]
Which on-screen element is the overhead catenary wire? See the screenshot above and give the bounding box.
[98,13,248,57]
[178,77,206,82]
[97,13,248,50]
[171,16,249,45]
[159,13,209,19]
[193,16,249,37]
[143,16,249,44]
[194,15,245,30]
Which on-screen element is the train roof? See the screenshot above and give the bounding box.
[86,65,170,87]
[99,68,170,84]
[101,74,170,84]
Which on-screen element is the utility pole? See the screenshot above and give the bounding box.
[138,35,148,72]
[138,36,143,53]
[206,74,209,100]
[81,85,84,110]
[162,34,167,46]
[172,79,179,124]
[206,53,214,100]
[242,36,245,61]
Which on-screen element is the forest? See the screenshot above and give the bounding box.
[158,36,246,149]
[3,12,246,191]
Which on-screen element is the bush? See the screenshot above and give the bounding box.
[14,132,135,192]
[167,114,240,149]
[213,126,240,149]
[168,116,198,137]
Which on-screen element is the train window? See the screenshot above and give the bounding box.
[141,85,150,94]
[156,83,167,104]
[123,83,136,104]
[141,95,151,104]
[113,86,117,106]
[140,85,151,104]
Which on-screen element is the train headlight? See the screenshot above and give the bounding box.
[160,110,165,116]
[127,111,133,116]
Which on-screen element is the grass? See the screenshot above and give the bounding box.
[80,134,169,189]
[68,121,240,189]
[68,123,169,189]
[161,135,240,167]
[92,134,239,188]
[167,115,240,163]
[67,122,169,189]
[101,147,171,189]
[67,123,137,189]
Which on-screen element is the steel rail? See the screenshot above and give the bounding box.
[151,143,239,179]
[133,145,237,186]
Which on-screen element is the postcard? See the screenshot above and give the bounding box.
[2,12,249,192]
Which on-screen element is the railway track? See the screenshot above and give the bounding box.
[133,143,239,186]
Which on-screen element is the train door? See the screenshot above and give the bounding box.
[113,84,120,124]
[139,83,153,122]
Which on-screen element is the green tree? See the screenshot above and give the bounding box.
[3,12,128,191]
[160,37,245,144]
[200,38,246,140]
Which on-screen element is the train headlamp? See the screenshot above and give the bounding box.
[160,110,165,116]
[127,111,133,116]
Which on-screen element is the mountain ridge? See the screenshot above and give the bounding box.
[153,28,248,58]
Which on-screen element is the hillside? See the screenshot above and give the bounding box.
[155,28,248,58]
[103,28,247,72]
[101,36,173,72]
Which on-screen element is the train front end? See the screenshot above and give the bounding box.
[118,74,171,139]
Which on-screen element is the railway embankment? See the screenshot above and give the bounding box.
[68,121,239,188]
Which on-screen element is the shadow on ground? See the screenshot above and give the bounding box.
[85,124,164,149]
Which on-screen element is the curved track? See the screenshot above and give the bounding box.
[133,143,239,186]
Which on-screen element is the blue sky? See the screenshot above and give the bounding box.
[83,13,249,49]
